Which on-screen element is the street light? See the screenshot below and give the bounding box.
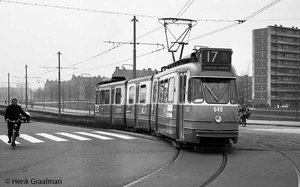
[81,73,91,114]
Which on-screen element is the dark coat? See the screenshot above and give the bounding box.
[4,104,30,121]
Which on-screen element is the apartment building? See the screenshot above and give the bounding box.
[252,25,300,108]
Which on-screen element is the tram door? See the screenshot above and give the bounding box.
[177,73,187,141]
[110,87,115,125]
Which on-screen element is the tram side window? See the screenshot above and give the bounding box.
[100,90,105,104]
[104,89,110,104]
[96,91,100,104]
[136,85,140,104]
[111,89,115,104]
[159,80,164,103]
[129,86,135,104]
[164,79,169,103]
[168,77,175,103]
[140,85,146,103]
[188,78,204,103]
[230,80,237,104]
[115,88,122,104]
[183,75,187,103]
[152,81,157,103]
[180,75,187,103]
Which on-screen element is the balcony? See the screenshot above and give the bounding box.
[271,72,300,77]
[271,31,300,38]
[271,80,299,84]
[271,88,299,92]
[271,55,300,61]
[271,96,299,101]
[271,63,299,69]
[271,47,300,54]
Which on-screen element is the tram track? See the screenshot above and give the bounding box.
[200,151,228,187]
[123,149,181,187]
[246,139,300,187]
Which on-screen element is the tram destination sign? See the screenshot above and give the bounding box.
[201,49,232,71]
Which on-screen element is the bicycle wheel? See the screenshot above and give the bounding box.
[12,130,16,149]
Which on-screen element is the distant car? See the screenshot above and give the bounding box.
[20,108,31,123]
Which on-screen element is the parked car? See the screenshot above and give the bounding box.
[20,108,31,123]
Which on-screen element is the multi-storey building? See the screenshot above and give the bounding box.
[252,25,300,108]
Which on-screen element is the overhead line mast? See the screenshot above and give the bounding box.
[106,16,164,79]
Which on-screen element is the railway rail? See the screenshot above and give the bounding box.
[240,129,300,187]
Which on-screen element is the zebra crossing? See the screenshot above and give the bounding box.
[0,131,137,145]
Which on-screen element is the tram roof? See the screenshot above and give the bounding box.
[154,59,237,79]
[127,75,153,84]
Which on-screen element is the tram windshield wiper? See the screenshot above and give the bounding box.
[205,85,219,102]
[216,84,229,101]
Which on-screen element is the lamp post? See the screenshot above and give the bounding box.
[81,73,91,114]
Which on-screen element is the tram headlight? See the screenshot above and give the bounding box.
[215,115,222,123]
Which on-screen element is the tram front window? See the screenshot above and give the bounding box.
[203,79,229,104]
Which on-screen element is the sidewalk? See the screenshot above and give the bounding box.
[247,119,300,127]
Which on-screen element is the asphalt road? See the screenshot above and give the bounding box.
[0,120,176,187]
[1,118,300,187]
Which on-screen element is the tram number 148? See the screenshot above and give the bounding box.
[213,106,223,112]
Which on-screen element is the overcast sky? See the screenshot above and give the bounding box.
[0,0,299,89]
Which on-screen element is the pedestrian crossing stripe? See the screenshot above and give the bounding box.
[56,132,91,141]
[74,132,114,140]
[36,133,69,142]
[0,131,136,145]
[0,135,20,145]
[251,129,300,134]
[20,134,45,143]
[93,131,135,139]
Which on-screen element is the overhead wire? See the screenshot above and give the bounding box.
[62,46,165,78]
[243,0,281,21]
[0,0,161,19]
[175,0,194,18]
[190,0,281,41]
[1,0,283,80]
[67,0,197,75]
[59,0,282,75]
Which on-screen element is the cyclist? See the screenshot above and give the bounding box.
[4,98,30,143]
[238,104,251,124]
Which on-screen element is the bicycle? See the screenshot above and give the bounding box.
[239,115,247,127]
[7,119,21,149]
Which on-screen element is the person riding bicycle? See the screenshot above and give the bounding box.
[4,98,30,143]
[238,104,251,124]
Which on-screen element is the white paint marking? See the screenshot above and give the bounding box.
[74,132,113,140]
[20,134,44,143]
[56,132,91,141]
[0,135,20,144]
[93,131,136,139]
[36,133,69,141]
